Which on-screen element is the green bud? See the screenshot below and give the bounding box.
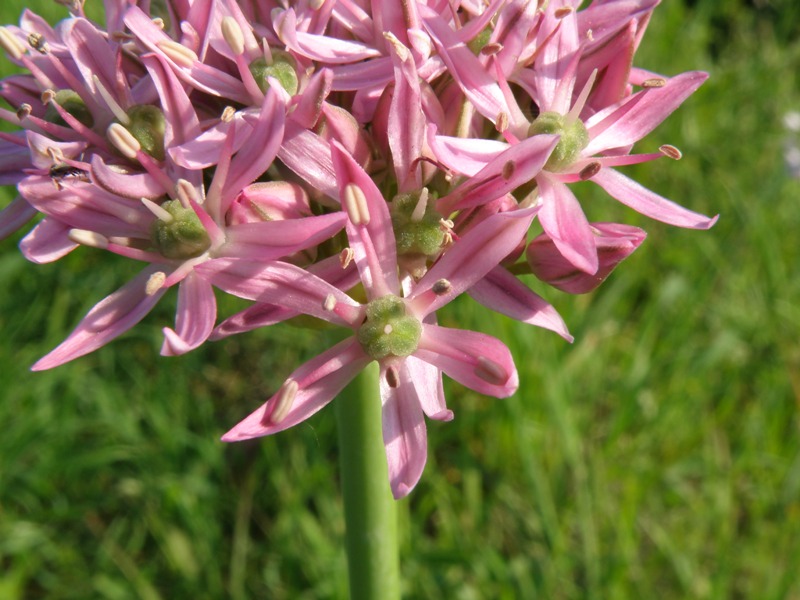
[357,295,421,360]
[528,111,589,172]
[151,199,211,260]
[390,190,444,258]
[124,105,166,161]
[249,51,299,96]
[44,89,94,128]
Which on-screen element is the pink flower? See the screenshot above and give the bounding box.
[197,141,538,498]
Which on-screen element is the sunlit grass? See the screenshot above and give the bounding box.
[1,1,799,598]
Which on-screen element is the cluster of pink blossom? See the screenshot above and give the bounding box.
[0,0,715,498]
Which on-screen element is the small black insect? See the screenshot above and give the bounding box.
[49,164,89,189]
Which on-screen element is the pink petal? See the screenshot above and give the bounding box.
[275,8,382,63]
[414,324,519,398]
[143,53,202,148]
[592,167,718,229]
[195,257,362,327]
[222,337,370,440]
[584,71,708,155]
[31,266,168,370]
[406,355,451,422]
[468,266,573,341]
[330,140,400,297]
[90,154,167,200]
[161,270,216,356]
[278,122,339,201]
[19,217,77,263]
[538,176,598,274]
[409,207,538,317]
[427,130,509,176]
[380,361,428,499]
[222,212,346,259]
[0,195,37,240]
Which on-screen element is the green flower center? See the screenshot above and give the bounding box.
[123,105,166,161]
[151,200,211,260]
[44,89,94,128]
[357,296,421,360]
[528,111,589,172]
[249,51,299,96]
[390,190,444,259]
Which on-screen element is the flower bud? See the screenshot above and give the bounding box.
[527,223,646,294]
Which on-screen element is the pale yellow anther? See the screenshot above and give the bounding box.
[27,32,49,54]
[157,39,198,68]
[309,0,325,10]
[323,293,337,312]
[342,183,371,226]
[642,78,666,88]
[339,247,354,269]
[383,31,410,62]
[142,198,174,223]
[579,162,601,180]
[659,144,682,160]
[175,178,201,208]
[385,366,400,389]
[152,17,166,30]
[92,74,130,124]
[496,111,509,133]
[474,356,509,386]
[221,106,236,122]
[41,89,56,104]
[410,188,429,223]
[262,379,299,425]
[68,228,109,250]
[146,271,167,295]
[221,16,246,56]
[16,103,31,120]
[0,27,27,60]
[107,123,141,159]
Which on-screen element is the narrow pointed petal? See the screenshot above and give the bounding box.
[32,266,168,370]
[195,258,362,327]
[468,266,573,341]
[380,362,428,499]
[406,355,451,422]
[143,53,202,148]
[330,140,400,297]
[427,130,509,177]
[90,154,167,200]
[538,176,598,274]
[415,324,518,398]
[410,207,538,316]
[161,271,216,356]
[279,122,339,201]
[221,212,346,259]
[222,338,370,440]
[275,9,382,63]
[592,167,718,229]
[584,71,708,154]
[19,217,77,263]
[0,195,37,240]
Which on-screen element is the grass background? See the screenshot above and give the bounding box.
[1,0,799,598]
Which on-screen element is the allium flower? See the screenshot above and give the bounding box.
[197,141,539,498]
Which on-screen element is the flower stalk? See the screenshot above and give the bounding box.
[335,361,400,600]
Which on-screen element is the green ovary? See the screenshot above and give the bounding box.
[390,191,444,258]
[357,296,421,360]
[151,200,211,260]
[249,51,299,96]
[44,90,94,128]
[528,111,589,172]
[124,105,166,161]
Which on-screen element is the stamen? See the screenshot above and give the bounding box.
[481,42,503,56]
[41,89,55,104]
[502,160,515,180]
[309,0,325,10]
[339,247,354,269]
[474,356,509,386]
[27,33,49,54]
[92,75,130,124]
[68,228,109,249]
[659,144,682,160]
[566,69,597,125]
[221,106,236,122]
[554,6,574,18]
[261,379,299,425]
[175,178,201,208]
[156,39,198,68]
[383,31,410,62]
[0,27,26,60]
[432,279,452,295]
[385,366,400,389]
[496,111,509,133]
[107,123,141,159]
[142,198,174,223]
[410,188,429,223]
[323,293,337,312]
[579,161,601,180]
[152,17,166,30]
[342,183,371,226]
[642,78,666,88]
[16,103,31,120]
[146,271,167,295]
[221,16,245,56]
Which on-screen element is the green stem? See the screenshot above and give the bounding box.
[335,361,400,600]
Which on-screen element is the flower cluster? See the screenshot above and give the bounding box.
[0,0,715,498]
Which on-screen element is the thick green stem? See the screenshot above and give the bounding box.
[335,361,400,600]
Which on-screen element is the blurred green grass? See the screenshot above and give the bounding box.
[1,1,799,598]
